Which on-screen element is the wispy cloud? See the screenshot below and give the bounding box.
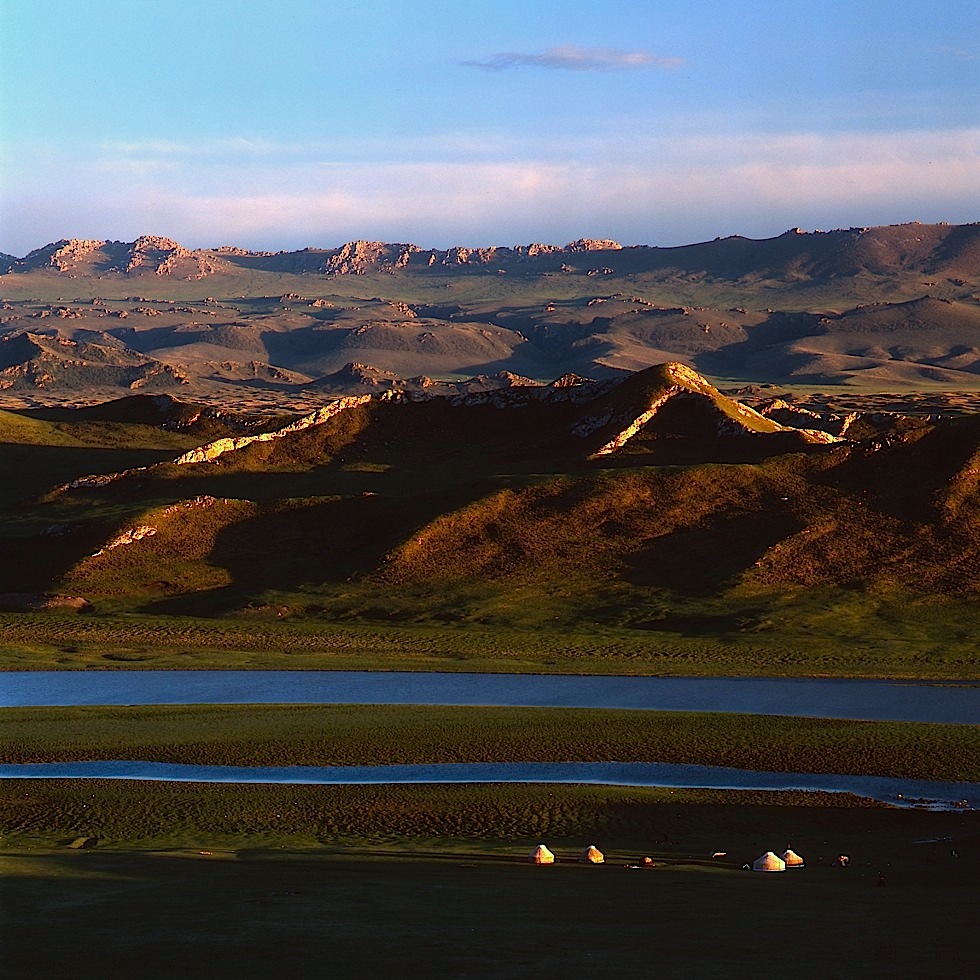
[100,134,527,165]
[939,45,977,61]
[463,45,682,72]
[2,128,977,254]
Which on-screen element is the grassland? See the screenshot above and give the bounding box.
[3,605,980,677]
[0,779,867,848]
[2,783,977,978]
[4,704,979,782]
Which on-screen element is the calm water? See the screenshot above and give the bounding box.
[2,671,978,723]
[1,760,976,810]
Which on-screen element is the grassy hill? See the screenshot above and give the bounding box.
[2,363,980,675]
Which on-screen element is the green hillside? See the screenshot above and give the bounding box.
[1,363,980,676]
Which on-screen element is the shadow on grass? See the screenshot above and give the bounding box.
[622,507,804,597]
[138,482,494,617]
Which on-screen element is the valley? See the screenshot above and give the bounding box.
[1,223,979,412]
[2,224,978,978]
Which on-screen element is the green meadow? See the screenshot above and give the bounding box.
[4,704,979,783]
[2,604,980,678]
[2,783,977,979]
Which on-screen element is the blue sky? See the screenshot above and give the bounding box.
[1,0,977,254]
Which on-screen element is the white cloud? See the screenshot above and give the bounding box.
[463,45,683,72]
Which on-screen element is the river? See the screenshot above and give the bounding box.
[1,760,976,810]
[2,671,978,723]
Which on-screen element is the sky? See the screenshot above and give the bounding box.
[0,0,977,255]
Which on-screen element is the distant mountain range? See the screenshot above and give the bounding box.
[4,223,980,281]
[1,222,978,406]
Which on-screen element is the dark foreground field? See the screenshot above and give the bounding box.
[1,785,977,979]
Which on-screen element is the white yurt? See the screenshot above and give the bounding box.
[752,851,786,872]
[529,843,555,864]
[579,844,604,864]
[782,848,805,868]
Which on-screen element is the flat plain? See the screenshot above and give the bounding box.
[2,787,977,979]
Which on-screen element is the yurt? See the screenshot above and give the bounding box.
[579,845,604,864]
[752,851,786,872]
[782,848,805,869]
[529,844,555,864]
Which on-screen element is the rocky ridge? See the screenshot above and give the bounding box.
[55,394,374,496]
[54,364,836,514]
[0,235,634,279]
[9,236,228,279]
[3,223,978,282]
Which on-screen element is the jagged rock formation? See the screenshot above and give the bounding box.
[549,373,595,388]
[132,236,221,279]
[49,239,107,271]
[326,241,421,275]
[57,394,374,494]
[92,525,158,556]
[170,395,373,464]
[4,223,978,290]
[9,237,228,279]
[565,238,622,251]
[758,397,858,437]
[569,362,838,456]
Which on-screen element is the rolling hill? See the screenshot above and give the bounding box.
[4,362,980,643]
[1,222,979,406]
[4,226,980,665]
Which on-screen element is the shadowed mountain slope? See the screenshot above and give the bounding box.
[4,363,980,635]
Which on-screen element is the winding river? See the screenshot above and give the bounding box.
[5,670,976,808]
[2,760,977,810]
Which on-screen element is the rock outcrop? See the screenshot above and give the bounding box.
[574,362,840,457]
[326,241,421,275]
[565,238,623,251]
[757,397,858,438]
[54,395,373,494]
[49,239,108,271]
[9,236,225,279]
[126,236,221,278]
[92,525,158,556]
[171,395,373,464]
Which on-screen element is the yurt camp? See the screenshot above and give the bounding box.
[579,845,604,864]
[529,844,555,864]
[752,851,786,872]
[782,848,805,869]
